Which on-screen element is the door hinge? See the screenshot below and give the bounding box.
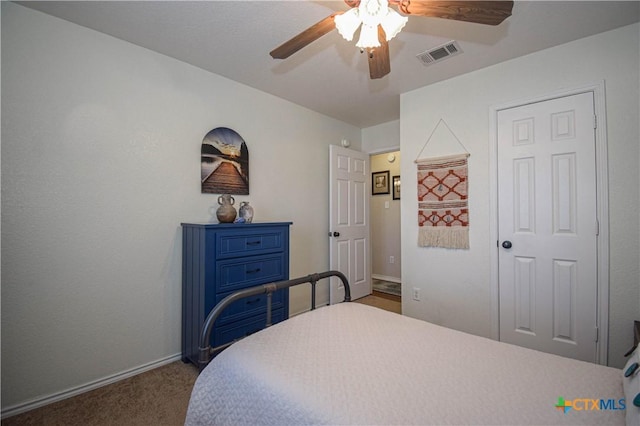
[596,218,600,236]
[593,115,598,129]
[595,326,599,342]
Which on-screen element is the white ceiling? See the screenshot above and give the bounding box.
[17,1,640,128]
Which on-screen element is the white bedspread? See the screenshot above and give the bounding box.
[186,303,624,425]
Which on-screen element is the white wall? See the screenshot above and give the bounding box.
[401,23,640,368]
[1,3,361,411]
[362,120,399,153]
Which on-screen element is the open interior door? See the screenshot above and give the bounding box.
[329,145,371,303]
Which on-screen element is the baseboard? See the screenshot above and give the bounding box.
[1,353,183,419]
[372,274,401,284]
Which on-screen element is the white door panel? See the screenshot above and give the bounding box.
[329,145,371,303]
[498,92,598,362]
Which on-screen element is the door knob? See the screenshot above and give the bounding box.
[333,232,340,237]
[502,240,513,249]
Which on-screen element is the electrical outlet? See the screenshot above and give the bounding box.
[389,255,395,264]
[412,287,420,301]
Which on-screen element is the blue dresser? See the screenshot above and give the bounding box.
[181,222,291,366]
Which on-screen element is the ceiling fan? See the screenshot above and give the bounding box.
[270,1,514,79]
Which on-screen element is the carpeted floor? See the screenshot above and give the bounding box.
[1,362,199,426]
[2,295,400,425]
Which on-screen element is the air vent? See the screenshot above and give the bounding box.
[416,41,463,66]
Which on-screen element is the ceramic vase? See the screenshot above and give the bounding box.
[216,194,237,223]
[238,201,254,223]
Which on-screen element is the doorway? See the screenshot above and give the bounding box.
[370,150,401,300]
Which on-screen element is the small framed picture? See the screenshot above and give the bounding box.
[372,170,390,195]
[392,175,401,200]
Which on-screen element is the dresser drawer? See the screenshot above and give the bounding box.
[216,227,286,259]
[216,254,285,293]
[213,289,286,325]
[213,309,285,347]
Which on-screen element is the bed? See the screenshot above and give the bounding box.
[185,271,637,425]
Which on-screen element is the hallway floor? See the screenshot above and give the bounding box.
[355,292,401,314]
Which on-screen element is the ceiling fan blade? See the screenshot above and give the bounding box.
[270,13,343,59]
[393,1,513,26]
[367,26,390,79]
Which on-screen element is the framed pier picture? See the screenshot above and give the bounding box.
[201,127,249,195]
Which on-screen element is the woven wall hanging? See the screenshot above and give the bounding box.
[414,119,469,249]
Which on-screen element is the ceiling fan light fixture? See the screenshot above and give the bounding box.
[337,0,406,49]
[334,8,361,41]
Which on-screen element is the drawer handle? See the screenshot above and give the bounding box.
[246,298,261,305]
[246,241,262,246]
[246,268,262,274]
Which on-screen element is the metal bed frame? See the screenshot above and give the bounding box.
[198,270,351,369]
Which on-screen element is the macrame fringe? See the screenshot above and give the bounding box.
[418,226,469,249]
